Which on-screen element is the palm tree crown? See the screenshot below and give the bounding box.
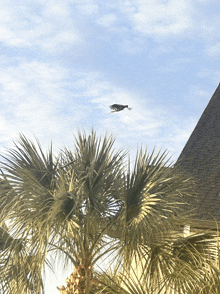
[0,129,215,294]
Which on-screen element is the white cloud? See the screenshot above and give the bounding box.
[0,0,82,51]
[42,2,70,18]
[96,13,117,28]
[157,57,193,73]
[130,0,192,35]
[0,58,167,158]
[74,0,99,15]
[197,70,220,86]
[164,117,197,159]
[100,0,193,36]
[207,43,220,56]
[0,59,74,150]
[88,81,166,145]
[0,54,200,164]
[1,0,218,58]
[117,37,145,55]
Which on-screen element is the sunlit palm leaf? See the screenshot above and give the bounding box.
[0,130,204,294]
[72,129,125,217]
[0,135,78,292]
[145,232,217,293]
[0,226,47,294]
[0,130,126,293]
[115,147,195,270]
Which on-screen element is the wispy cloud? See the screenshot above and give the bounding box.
[73,0,99,15]
[0,1,82,52]
[128,0,192,36]
[0,0,218,158]
[0,59,72,149]
[1,0,219,57]
[0,57,183,159]
[1,1,220,293]
[96,13,118,28]
[207,42,220,56]
[164,117,197,159]
[95,0,193,36]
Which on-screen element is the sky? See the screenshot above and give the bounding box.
[1,0,220,292]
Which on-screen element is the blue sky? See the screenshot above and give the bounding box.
[1,0,220,291]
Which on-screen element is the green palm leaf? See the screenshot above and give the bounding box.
[0,130,209,294]
[115,147,195,270]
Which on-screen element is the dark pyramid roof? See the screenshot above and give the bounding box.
[177,83,220,221]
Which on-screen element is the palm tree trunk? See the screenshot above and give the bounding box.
[58,264,96,294]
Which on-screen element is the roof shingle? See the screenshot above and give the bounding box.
[178,83,220,221]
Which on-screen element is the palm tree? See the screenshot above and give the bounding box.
[0,130,125,293]
[0,129,215,293]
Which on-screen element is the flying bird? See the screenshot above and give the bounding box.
[109,104,132,113]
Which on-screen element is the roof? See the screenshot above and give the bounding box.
[177,83,220,221]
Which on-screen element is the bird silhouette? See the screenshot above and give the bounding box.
[109,104,132,113]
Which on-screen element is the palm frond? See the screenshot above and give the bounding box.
[1,134,56,187]
[116,147,195,269]
[72,128,126,216]
[0,130,203,294]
